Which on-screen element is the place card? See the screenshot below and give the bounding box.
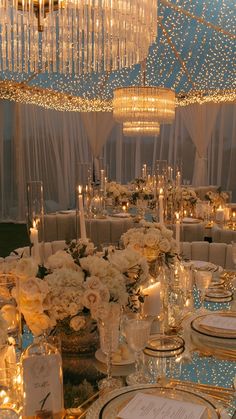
[200,315,236,331]
[118,393,207,419]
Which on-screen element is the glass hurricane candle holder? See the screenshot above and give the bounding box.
[26,181,44,264]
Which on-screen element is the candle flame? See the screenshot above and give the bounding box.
[175,212,180,220]
[160,188,163,195]
[78,185,82,194]
[33,220,37,228]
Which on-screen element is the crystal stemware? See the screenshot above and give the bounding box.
[98,303,122,392]
[232,242,236,269]
[194,270,212,310]
[124,318,151,385]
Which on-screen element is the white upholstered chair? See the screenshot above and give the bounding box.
[12,240,235,270]
[180,241,234,270]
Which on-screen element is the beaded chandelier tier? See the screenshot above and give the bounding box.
[113,86,175,136]
[0,0,157,75]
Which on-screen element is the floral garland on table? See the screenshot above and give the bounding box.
[121,220,178,264]
[7,239,149,337]
[205,188,229,209]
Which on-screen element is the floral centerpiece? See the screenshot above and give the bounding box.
[181,187,198,216]
[205,188,229,209]
[106,181,129,206]
[8,239,149,352]
[121,220,177,264]
[128,178,155,212]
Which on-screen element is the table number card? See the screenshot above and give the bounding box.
[22,353,63,417]
[118,393,207,419]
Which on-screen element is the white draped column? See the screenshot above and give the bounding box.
[180,103,219,186]
[81,112,114,177]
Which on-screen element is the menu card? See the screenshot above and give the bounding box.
[200,315,236,331]
[118,393,207,419]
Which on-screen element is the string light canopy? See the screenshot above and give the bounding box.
[0,0,157,75]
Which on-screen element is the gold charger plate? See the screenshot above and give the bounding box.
[191,312,236,339]
[86,384,220,419]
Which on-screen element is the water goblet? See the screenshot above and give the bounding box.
[194,270,212,310]
[124,318,151,385]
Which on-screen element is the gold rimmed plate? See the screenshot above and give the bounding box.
[86,384,220,419]
[144,334,185,358]
[204,289,233,303]
[191,312,236,339]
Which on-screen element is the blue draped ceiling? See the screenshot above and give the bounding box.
[0,0,235,99]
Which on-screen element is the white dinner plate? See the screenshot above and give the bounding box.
[191,260,222,273]
[86,384,220,419]
[110,213,131,218]
[183,217,201,224]
[95,349,135,366]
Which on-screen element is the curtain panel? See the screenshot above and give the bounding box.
[0,100,235,222]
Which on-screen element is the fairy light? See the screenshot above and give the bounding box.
[0,1,234,110]
[0,81,235,112]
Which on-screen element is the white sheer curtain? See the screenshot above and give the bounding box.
[180,103,219,186]
[80,112,114,177]
[0,100,235,222]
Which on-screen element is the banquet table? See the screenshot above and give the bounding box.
[41,211,209,246]
[60,290,236,419]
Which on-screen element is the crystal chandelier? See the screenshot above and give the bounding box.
[123,121,160,137]
[113,86,175,136]
[0,0,157,74]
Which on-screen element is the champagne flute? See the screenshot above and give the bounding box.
[124,318,151,385]
[232,242,236,269]
[195,270,212,310]
[98,303,122,392]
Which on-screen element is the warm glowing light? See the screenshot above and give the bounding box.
[0,0,157,75]
[113,87,175,123]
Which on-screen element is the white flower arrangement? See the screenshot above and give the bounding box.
[205,188,229,208]
[121,220,177,262]
[106,181,129,201]
[181,187,197,205]
[9,243,149,336]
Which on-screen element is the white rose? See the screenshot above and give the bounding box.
[83,289,101,309]
[70,315,86,332]
[24,312,52,336]
[47,250,76,270]
[159,238,171,253]
[85,276,102,289]
[13,257,38,278]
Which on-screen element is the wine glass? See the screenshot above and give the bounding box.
[232,242,236,269]
[124,318,151,385]
[98,303,122,392]
[194,270,212,310]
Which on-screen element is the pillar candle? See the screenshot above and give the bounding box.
[176,171,181,188]
[159,188,164,224]
[30,221,40,263]
[215,207,224,223]
[104,176,107,195]
[78,185,87,239]
[175,212,180,254]
[142,281,161,317]
[100,169,105,193]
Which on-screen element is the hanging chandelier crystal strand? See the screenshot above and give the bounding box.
[113,86,175,136]
[123,121,160,136]
[0,0,157,74]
